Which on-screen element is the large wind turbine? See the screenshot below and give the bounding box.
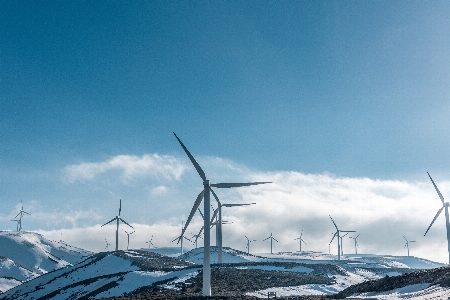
[210,188,255,263]
[349,234,360,255]
[329,215,355,260]
[294,230,306,252]
[14,200,30,232]
[173,132,270,296]
[245,236,256,255]
[264,233,278,254]
[403,236,416,257]
[424,172,450,264]
[101,199,134,251]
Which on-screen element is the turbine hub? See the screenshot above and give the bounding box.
[203,180,210,187]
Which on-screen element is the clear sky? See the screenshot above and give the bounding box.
[1,1,450,262]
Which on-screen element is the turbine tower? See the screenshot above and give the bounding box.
[245,236,256,255]
[424,172,450,264]
[210,189,255,263]
[172,221,192,255]
[14,200,30,232]
[173,132,270,296]
[101,199,134,251]
[294,230,307,252]
[329,215,355,260]
[123,229,135,250]
[349,234,360,255]
[403,236,416,257]
[263,233,278,254]
[11,219,20,232]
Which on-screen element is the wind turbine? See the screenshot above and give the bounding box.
[192,231,203,249]
[14,200,30,231]
[403,236,416,257]
[105,239,110,250]
[263,233,278,254]
[294,230,307,252]
[123,229,135,250]
[146,235,155,249]
[424,172,450,264]
[11,219,20,232]
[172,221,192,255]
[101,199,134,251]
[329,215,355,260]
[349,234,360,255]
[210,188,255,263]
[339,232,350,256]
[245,236,256,255]
[173,132,271,296]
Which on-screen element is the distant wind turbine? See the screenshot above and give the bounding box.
[349,234,360,255]
[192,230,203,249]
[403,236,416,257]
[101,199,134,251]
[146,235,156,249]
[329,215,355,260]
[294,230,306,252]
[245,236,256,255]
[263,233,278,254]
[105,239,110,250]
[339,232,350,256]
[173,132,271,296]
[171,221,192,255]
[14,200,30,232]
[123,229,135,250]
[210,189,255,263]
[424,172,450,264]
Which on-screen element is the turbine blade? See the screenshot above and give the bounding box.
[222,203,254,207]
[210,208,219,224]
[14,212,20,219]
[330,232,337,244]
[119,199,122,216]
[403,236,407,241]
[101,217,116,227]
[173,132,206,181]
[181,190,205,238]
[119,218,134,229]
[171,235,181,244]
[329,215,339,231]
[211,182,271,188]
[210,189,221,206]
[197,208,204,220]
[428,172,445,203]
[356,234,360,238]
[198,226,204,236]
[273,238,279,242]
[424,206,444,236]
[183,236,192,242]
[23,211,31,215]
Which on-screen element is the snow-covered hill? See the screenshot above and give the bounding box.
[0,231,92,292]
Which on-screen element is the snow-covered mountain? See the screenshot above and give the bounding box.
[1,242,447,299]
[0,231,92,292]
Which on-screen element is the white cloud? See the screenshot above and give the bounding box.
[64,154,187,183]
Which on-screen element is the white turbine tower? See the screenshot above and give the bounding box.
[245,236,256,255]
[210,189,255,263]
[424,172,450,264]
[349,234,360,255]
[101,199,134,251]
[329,215,355,261]
[173,132,270,296]
[14,200,30,232]
[123,229,135,250]
[403,236,416,257]
[172,221,192,255]
[264,233,278,254]
[294,230,306,252]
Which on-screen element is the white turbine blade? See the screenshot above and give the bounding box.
[198,226,204,236]
[403,236,407,242]
[222,203,255,207]
[181,190,205,237]
[171,235,181,244]
[263,236,270,241]
[101,217,116,227]
[356,234,360,239]
[119,199,122,216]
[183,236,192,242]
[119,218,134,229]
[245,235,249,241]
[273,237,279,242]
[410,241,416,243]
[197,208,204,220]
[210,189,221,206]
[330,232,337,244]
[23,211,31,215]
[428,172,445,203]
[424,206,444,236]
[341,230,356,233]
[212,182,271,188]
[329,215,339,231]
[210,208,219,224]
[173,132,206,181]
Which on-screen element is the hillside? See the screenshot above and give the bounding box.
[0,231,92,292]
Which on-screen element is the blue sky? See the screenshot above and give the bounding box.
[2,1,450,262]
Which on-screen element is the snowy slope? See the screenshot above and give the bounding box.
[0,231,92,292]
